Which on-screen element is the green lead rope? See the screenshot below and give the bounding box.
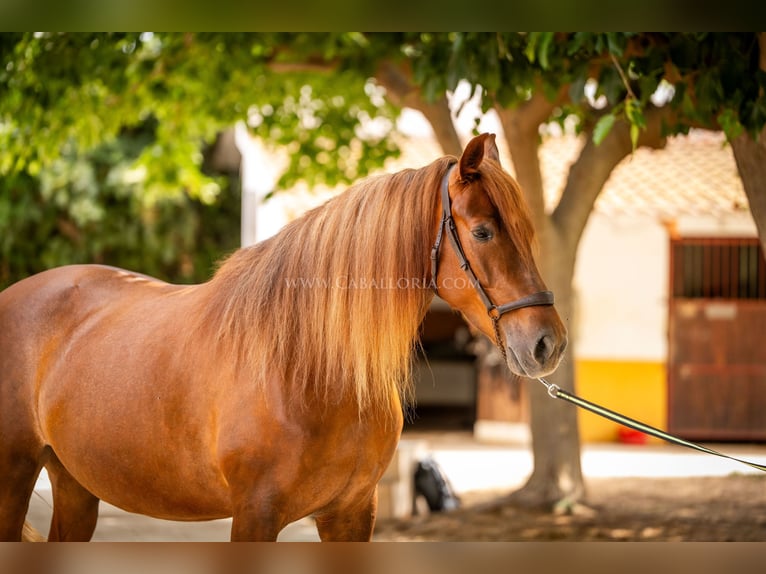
[536,378,766,473]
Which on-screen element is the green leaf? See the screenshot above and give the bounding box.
[625,97,646,128]
[524,32,540,63]
[605,33,624,57]
[538,33,553,70]
[592,114,616,146]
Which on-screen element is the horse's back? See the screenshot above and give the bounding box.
[0,264,171,324]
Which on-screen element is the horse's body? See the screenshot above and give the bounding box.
[0,134,566,541]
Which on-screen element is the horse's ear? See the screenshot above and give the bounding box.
[458,133,499,181]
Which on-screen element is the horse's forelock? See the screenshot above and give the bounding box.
[474,160,538,266]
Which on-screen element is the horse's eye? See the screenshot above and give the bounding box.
[471,226,494,242]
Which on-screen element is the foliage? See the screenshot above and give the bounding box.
[0,32,400,193]
[0,123,241,289]
[0,33,400,287]
[386,32,765,144]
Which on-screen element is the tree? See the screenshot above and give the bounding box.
[0,33,402,193]
[0,121,243,288]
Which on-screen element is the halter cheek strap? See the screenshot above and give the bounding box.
[430,164,554,350]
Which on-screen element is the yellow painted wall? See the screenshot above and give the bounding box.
[575,360,667,443]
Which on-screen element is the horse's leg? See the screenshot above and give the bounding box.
[229,492,286,541]
[46,455,100,541]
[0,449,44,541]
[314,489,378,542]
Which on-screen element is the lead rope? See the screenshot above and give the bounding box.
[535,377,766,473]
[493,323,766,471]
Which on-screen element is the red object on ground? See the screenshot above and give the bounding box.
[618,426,648,445]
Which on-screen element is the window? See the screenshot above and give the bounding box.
[671,238,766,300]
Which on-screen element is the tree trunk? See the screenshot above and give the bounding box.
[729,34,766,257]
[497,105,668,509]
[731,127,766,257]
[516,224,584,509]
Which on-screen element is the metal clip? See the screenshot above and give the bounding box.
[537,377,560,399]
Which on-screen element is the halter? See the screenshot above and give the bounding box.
[430,164,554,355]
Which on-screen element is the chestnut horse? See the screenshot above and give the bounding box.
[0,133,566,541]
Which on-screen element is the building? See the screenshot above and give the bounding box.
[568,129,764,442]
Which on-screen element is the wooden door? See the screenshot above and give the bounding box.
[668,238,766,440]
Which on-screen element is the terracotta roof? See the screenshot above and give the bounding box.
[392,129,748,218]
[537,129,748,217]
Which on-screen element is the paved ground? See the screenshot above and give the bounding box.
[25,431,766,541]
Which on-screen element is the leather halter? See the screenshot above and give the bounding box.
[430,164,554,347]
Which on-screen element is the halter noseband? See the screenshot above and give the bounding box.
[430,164,554,351]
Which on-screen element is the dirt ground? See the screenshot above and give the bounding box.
[373,474,766,541]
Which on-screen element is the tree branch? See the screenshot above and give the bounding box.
[494,105,546,227]
[375,60,463,156]
[729,32,766,257]
[262,50,466,157]
[494,87,568,230]
[760,32,766,71]
[551,106,669,251]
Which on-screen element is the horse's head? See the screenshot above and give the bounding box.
[432,133,567,378]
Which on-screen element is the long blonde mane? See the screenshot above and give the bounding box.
[206,157,454,419]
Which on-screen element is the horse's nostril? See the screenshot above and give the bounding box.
[534,334,554,365]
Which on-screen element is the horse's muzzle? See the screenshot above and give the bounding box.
[505,324,567,378]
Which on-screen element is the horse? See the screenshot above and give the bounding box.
[0,133,566,541]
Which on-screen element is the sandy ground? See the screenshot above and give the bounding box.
[374,431,766,541]
[374,474,766,541]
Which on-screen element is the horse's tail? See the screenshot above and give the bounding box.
[22,521,45,542]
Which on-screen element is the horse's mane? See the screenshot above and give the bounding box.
[205,153,535,421]
[206,157,452,419]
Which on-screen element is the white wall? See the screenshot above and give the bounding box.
[573,213,669,362]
